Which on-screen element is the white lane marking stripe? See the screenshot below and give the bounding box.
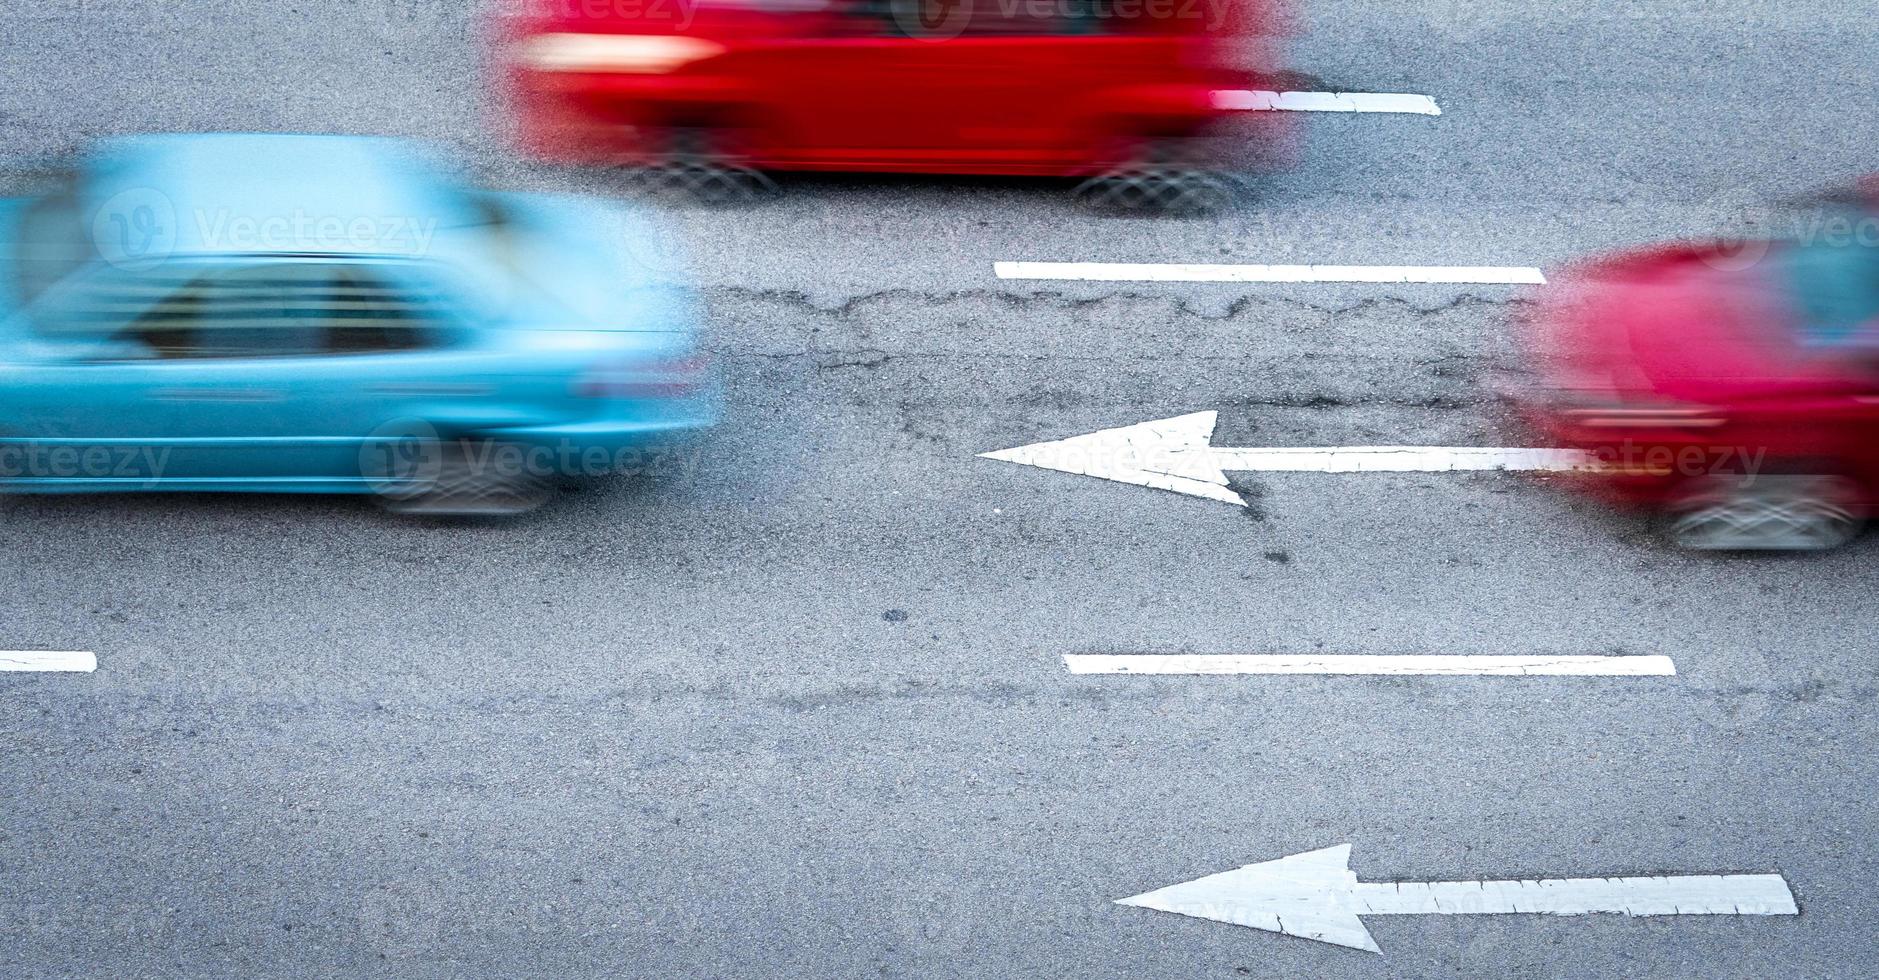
[0,651,97,672]
[1211,90,1443,115]
[1064,655,1676,676]
[1208,446,1591,472]
[993,262,1547,285]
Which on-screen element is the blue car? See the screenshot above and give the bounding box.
[0,134,716,513]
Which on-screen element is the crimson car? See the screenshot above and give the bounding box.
[1515,196,1879,550]
[495,0,1290,196]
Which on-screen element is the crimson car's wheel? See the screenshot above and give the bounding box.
[1075,168,1233,213]
[620,127,776,205]
[1668,474,1865,551]
[1076,134,1236,214]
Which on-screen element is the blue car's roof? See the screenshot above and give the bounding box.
[82,133,473,258]
[3,133,696,335]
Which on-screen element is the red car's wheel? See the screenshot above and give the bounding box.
[618,125,776,205]
[1076,134,1236,213]
[1668,473,1865,551]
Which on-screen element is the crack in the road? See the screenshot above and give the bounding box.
[701,285,1530,321]
[714,346,1521,394]
[65,677,1867,721]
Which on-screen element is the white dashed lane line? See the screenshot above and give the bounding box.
[1,651,97,672]
[1064,654,1677,676]
[993,263,1547,285]
[1212,90,1444,115]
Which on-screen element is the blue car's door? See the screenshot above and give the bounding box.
[257,261,513,486]
[2,261,329,488]
[3,257,552,492]
[0,357,199,488]
[1,259,392,488]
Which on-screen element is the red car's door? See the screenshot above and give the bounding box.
[747,0,1156,171]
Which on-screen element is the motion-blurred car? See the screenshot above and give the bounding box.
[0,134,716,515]
[1515,194,1879,550]
[496,0,1290,199]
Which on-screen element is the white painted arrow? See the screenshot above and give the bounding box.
[980,411,1593,507]
[1119,844,1797,954]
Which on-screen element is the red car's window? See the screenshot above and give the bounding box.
[845,0,1126,37]
[951,0,1089,35]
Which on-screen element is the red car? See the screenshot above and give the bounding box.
[1515,194,1879,550]
[495,0,1290,192]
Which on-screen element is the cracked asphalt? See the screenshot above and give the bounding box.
[2,0,1876,977]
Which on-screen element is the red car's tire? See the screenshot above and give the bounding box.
[1668,473,1865,551]
[616,124,776,205]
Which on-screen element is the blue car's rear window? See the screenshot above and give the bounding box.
[34,261,461,359]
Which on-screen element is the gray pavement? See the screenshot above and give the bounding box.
[2,1,1876,977]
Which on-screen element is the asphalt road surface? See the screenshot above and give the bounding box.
[3,1,1876,977]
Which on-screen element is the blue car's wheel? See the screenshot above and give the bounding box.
[377,439,550,518]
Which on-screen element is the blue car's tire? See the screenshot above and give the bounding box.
[377,439,550,517]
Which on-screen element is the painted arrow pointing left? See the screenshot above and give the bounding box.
[1119,844,1798,954]
[980,411,1592,507]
